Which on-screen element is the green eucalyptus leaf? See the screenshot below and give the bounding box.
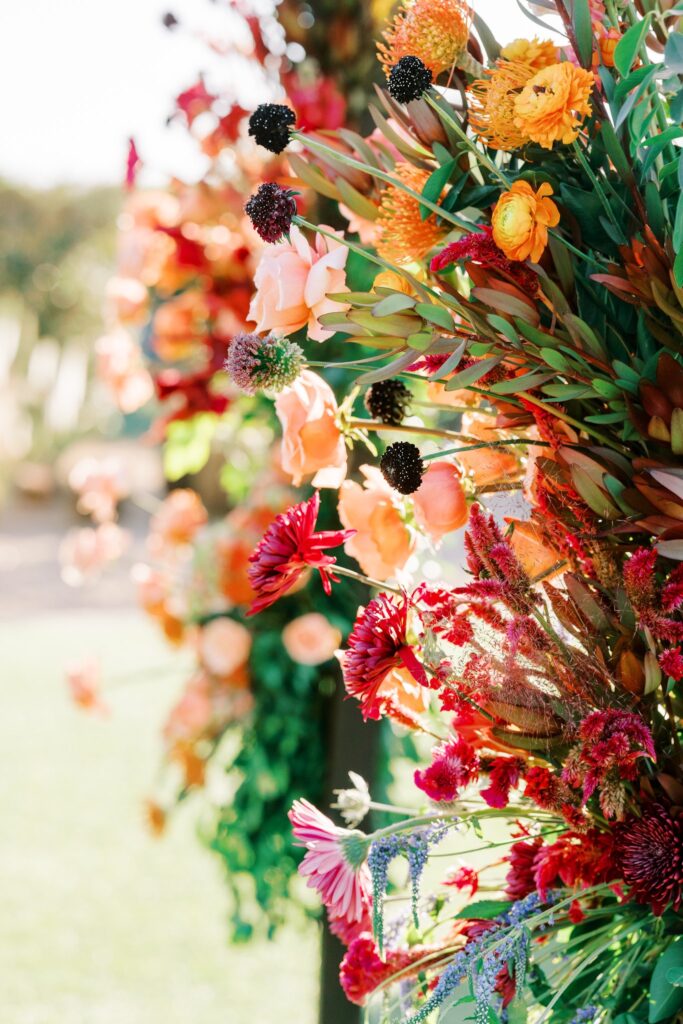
[415,302,455,330]
[372,293,417,317]
[454,899,511,921]
[649,938,683,1022]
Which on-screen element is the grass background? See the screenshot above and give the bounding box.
[1,609,319,1024]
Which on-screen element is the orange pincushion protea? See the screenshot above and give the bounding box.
[514,62,594,149]
[377,0,471,78]
[376,164,446,265]
[492,181,560,263]
[500,37,559,71]
[470,60,537,151]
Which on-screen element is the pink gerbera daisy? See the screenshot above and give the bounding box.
[247,492,353,615]
[289,798,371,924]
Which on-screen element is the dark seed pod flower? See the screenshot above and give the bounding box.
[380,441,424,494]
[225,333,304,395]
[248,103,296,154]
[365,379,412,426]
[245,183,297,243]
[387,56,433,104]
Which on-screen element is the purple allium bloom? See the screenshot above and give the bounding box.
[225,332,303,395]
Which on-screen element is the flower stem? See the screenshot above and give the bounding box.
[422,437,550,460]
[333,562,401,594]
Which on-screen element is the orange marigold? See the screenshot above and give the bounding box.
[514,62,594,149]
[378,0,471,78]
[500,37,559,71]
[376,164,446,265]
[491,181,560,263]
[469,60,536,151]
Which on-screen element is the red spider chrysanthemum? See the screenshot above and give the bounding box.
[341,593,427,720]
[247,492,353,615]
[616,804,683,915]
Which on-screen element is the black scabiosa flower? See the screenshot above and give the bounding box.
[380,441,424,494]
[365,380,412,426]
[248,103,296,154]
[387,56,433,104]
[616,804,683,915]
[225,333,304,395]
[245,183,297,243]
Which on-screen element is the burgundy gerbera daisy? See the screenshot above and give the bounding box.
[616,804,683,915]
[247,492,353,615]
[341,593,427,720]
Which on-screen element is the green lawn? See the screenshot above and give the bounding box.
[0,610,319,1024]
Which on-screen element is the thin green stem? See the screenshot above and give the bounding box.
[347,417,473,442]
[332,563,401,593]
[422,437,548,461]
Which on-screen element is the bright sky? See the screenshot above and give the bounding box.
[0,0,564,189]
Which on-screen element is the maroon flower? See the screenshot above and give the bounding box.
[660,646,683,681]
[247,493,353,615]
[414,736,480,802]
[341,593,427,720]
[616,804,683,915]
[623,547,657,611]
[340,935,430,1006]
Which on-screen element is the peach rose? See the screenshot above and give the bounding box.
[65,656,108,715]
[457,413,521,488]
[338,465,413,580]
[248,225,349,342]
[149,489,208,550]
[413,461,468,542]
[95,329,154,414]
[198,617,252,680]
[275,369,347,488]
[68,456,129,524]
[339,204,382,246]
[282,613,342,665]
[59,522,130,586]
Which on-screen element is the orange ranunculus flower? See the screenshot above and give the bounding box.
[470,60,536,151]
[275,370,347,488]
[500,37,559,71]
[282,613,342,666]
[598,28,620,68]
[377,0,471,77]
[338,465,413,580]
[514,62,593,149]
[507,519,562,580]
[492,181,560,263]
[412,461,468,542]
[149,489,208,550]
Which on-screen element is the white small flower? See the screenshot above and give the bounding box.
[332,771,371,828]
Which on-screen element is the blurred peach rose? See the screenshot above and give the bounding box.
[105,275,149,325]
[338,465,413,580]
[164,671,214,744]
[275,370,347,488]
[96,328,154,414]
[248,224,349,342]
[68,456,129,524]
[198,617,252,681]
[59,522,130,586]
[65,656,108,715]
[413,461,468,542]
[282,613,342,665]
[149,489,208,550]
[152,290,208,361]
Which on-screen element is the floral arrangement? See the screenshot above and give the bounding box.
[222,0,683,1018]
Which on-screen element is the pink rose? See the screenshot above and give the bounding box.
[338,465,413,580]
[248,225,349,342]
[282,613,342,666]
[412,461,468,542]
[275,370,347,488]
[197,618,252,678]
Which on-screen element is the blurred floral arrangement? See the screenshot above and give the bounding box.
[201,0,683,1018]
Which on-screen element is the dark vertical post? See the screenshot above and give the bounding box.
[319,683,378,1024]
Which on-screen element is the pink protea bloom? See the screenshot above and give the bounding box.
[414,736,480,802]
[341,592,427,720]
[289,798,371,924]
[247,492,353,615]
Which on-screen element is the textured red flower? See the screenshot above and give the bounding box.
[563,709,656,806]
[623,547,657,610]
[480,756,524,809]
[340,935,431,1006]
[414,736,480,802]
[443,863,479,896]
[659,646,683,681]
[616,804,683,915]
[431,226,539,295]
[414,585,474,647]
[341,593,427,720]
[247,493,353,615]
[505,838,543,900]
